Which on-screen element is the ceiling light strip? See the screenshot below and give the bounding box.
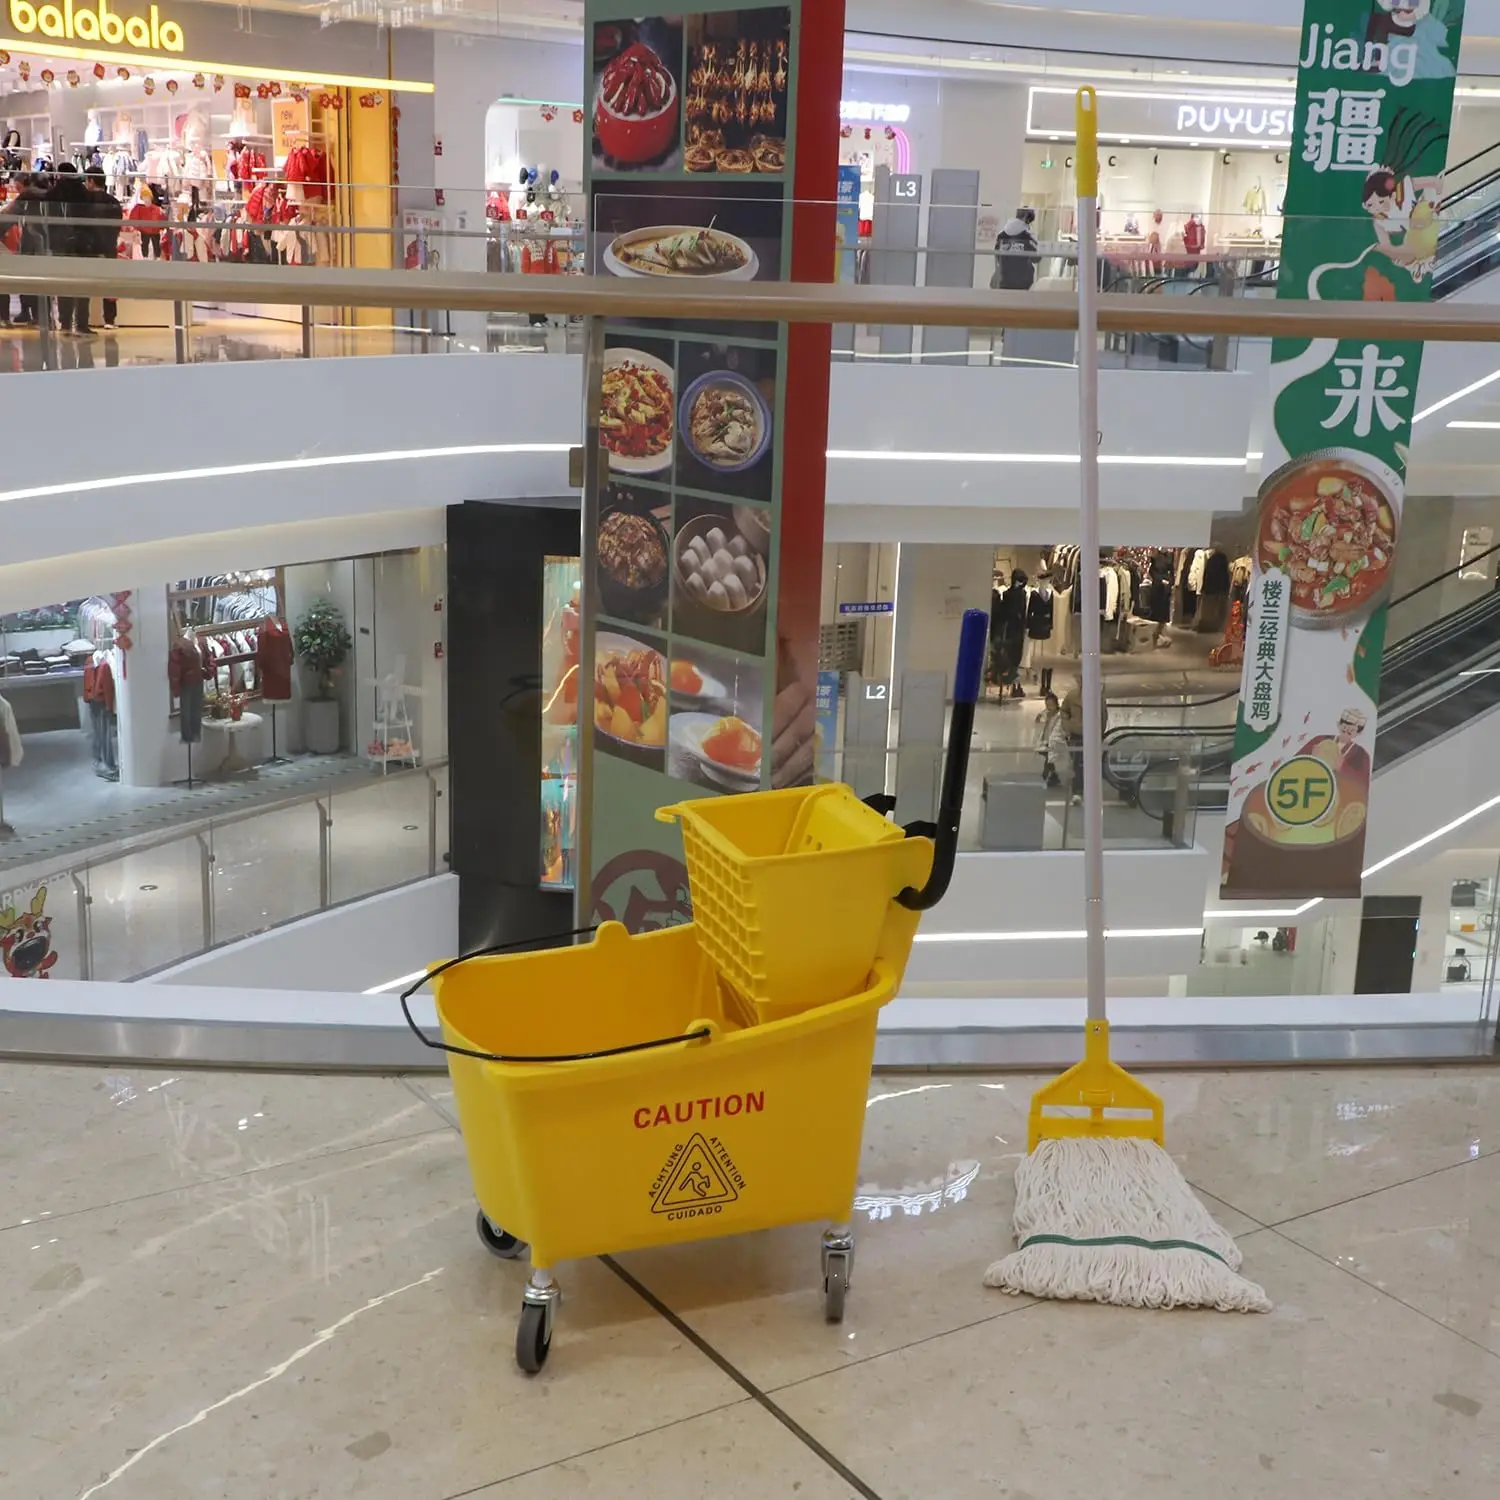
[825,450,1246,467]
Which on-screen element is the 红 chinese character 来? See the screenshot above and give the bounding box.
[1323,343,1409,438]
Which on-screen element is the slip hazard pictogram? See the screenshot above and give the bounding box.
[649,1132,744,1219]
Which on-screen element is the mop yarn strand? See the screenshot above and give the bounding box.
[984,1138,1271,1313]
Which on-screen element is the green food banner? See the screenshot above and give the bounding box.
[1221,0,1465,900]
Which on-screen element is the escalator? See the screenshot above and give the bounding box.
[1108,542,1500,821]
[1432,142,1500,298]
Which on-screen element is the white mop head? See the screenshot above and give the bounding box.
[984,1137,1271,1313]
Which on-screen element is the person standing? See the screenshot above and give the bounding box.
[46,163,95,338]
[992,206,1039,292]
[0,171,50,326]
[83,169,123,331]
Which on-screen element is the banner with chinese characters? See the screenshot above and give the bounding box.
[578,0,843,929]
[1221,0,1465,900]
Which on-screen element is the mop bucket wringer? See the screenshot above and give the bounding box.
[406,608,991,1372]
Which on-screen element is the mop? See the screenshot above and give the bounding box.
[983,89,1270,1315]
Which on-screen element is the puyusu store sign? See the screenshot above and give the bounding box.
[1221,0,1466,902]
[8,0,184,50]
[1026,85,1295,146]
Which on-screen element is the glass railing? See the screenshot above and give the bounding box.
[22,761,446,982]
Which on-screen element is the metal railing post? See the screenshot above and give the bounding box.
[37,306,54,369]
[196,832,214,950]
[317,798,331,908]
[173,300,189,363]
[301,304,313,359]
[71,871,92,981]
[426,769,439,877]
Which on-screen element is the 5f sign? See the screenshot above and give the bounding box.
[9,0,185,50]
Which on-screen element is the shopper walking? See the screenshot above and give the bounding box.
[46,164,95,338]
[83,169,123,331]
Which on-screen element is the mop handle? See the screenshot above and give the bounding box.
[1075,87,1108,1027]
[896,607,988,911]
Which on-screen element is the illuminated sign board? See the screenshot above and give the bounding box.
[840,99,911,123]
[1026,86,1294,146]
[9,0,183,49]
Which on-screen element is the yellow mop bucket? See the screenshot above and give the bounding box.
[421,920,894,1265]
[656,784,932,1023]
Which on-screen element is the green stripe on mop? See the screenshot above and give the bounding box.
[1019,1234,1229,1266]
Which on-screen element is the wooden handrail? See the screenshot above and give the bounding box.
[6,253,1500,341]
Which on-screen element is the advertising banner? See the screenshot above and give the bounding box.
[579,0,842,928]
[836,162,860,280]
[1221,0,1464,900]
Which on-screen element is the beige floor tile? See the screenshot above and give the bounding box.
[1147,1067,1500,1225]
[488,1402,864,1498]
[1281,1151,1500,1355]
[616,1075,1259,1390]
[0,1130,741,1499]
[773,1232,1500,1500]
[0,1064,442,1227]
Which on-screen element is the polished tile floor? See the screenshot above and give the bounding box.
[3,1062,1498,1498]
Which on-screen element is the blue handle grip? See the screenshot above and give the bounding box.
[953,608,988,706]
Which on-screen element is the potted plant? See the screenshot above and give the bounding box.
[294,598,353,754]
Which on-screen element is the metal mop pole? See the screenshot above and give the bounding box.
[1075,88,1107,1030]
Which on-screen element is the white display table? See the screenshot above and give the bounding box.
[203,711,264,779]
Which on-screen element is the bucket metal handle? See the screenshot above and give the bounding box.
[399,927,714,1064]
[894,607,988,912]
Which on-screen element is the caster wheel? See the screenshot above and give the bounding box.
[824,1251,850,1323]
[516,1301,551,1373]
[476,1209,527,1260]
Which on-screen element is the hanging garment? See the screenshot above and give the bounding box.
[1101,566,1120,622]
[284,144,333,204]
[0,692,20,768]
[1202,549,1231,598]
[1188,548,1209,598]
[256,618,295,701]
[1026,588,1054,640]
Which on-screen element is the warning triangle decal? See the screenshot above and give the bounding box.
[651,1132,739,1214]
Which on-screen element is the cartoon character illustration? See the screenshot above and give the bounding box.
[0,887,58,979]
[1366,0,1457,81]
[1300,706,1374,786]
[1360,109,1448,280]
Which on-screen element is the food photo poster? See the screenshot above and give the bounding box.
[580,0,826,929]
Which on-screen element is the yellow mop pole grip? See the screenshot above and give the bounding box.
[1075,87,1098,196]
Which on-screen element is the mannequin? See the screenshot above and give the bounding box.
[168,626,207,746]
[256,616,295,762]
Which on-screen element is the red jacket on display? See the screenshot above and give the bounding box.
[255,618,295,701]
[284,145,333,203]
[168,638,207,695]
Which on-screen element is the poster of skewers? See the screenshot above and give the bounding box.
[684,9,791,175]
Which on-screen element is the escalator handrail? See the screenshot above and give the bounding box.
[1438,138,1500,202]
[1387,540,1500,612]
[1104,684,1240,712]
[1438,164,1500,217]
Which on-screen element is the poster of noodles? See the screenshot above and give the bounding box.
[1221,0,1464,899]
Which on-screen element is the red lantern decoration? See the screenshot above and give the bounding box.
[192,73,204,88]
[142,77,154,94]
[40,68,55,86]
[270,81,282,97]
[0,50,10,65]
[539,104,556,122]
[358,92,374,109]
[166,79,178,95]
[572,107,584,124]
[255,83,270,99]
[17,61,29,81]
[66,70,80,88]
[884,125,895,140]
[234,82,251,99]
[839,124,852,138]
[116,67,128,81]
[329,93,343,111]
[213,74,225,93]
[93,62,105,80]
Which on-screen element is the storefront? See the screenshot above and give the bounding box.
[0,546,447,844]
[1022,85,1291,265]
[0,0,432,322]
